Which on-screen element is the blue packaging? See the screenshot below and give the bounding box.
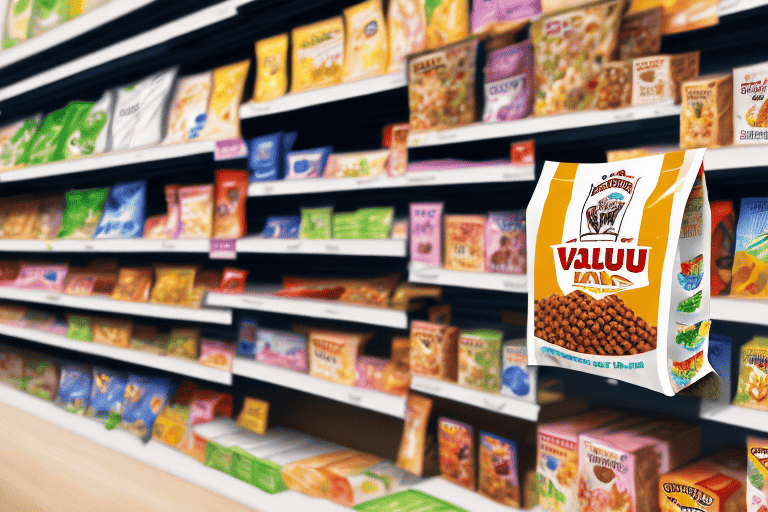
[93,180,146,239]
[262,215,301,239]
[120,374,172,441]
[87,366,127,428]
[57,360,91,415]
[285,146,332,180]
[500,338,536,402]
[237,317,258,358]
[255,328,307,372]
[248,131,298,182]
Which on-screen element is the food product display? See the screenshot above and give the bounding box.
[397,393,433,475]
[255,328,308,372]
[618,8,662,59]
[680,75,734,150]
[342,0,389,82]
[632,52,700,106]
[731,198,768,298]
[735,337,768,409]
[410,320,458,380]
[711,201,735,296]
[164,72,212,144]
[292,17,345,93]
[596,60,633,110]
[410,202,443,266]
[457,328,502,392]
[483,40,533,122]
[308,329,370,386]
[254,34,289,103]
[478,432,519,507]
[501,338,536,402]
[438,417,475,490]
[659,450,746,512]
[748,437,768,512]
[734,61,768,145]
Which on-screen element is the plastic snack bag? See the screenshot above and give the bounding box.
[485,211,526,274]
[130,67,178,149]
[14,263,68,291]
[299,207,333,239]
[213,170,249,239]
[56,361,91,415]
[483,40,533,122]
[143,215,168,239]
[410,202,443,266]
[57,187,109,239]
[216,267,248,294]
[93,317,132,348]
[87,367,126,427]
[527,150,711,395]
[0,114,42,169]
[198,60,250,141]
[110,82,143,151]
[438,418,475,490]
[93,181,146,239]
[323,150,390,178]
[286,147,332,179]
[291,17,345,93]
[397,394,433,475]
[256,328,307,372]
[120,374,173,441]
[730,198,768,298]
[25,106,72,164]
[425,0,469,49]
[25,355,59,401]
[28,0,71,37]
[4,0,32,49]
[112,267,152,302]
[472,0,497,32]
[150,266,197,307]
[0,348,26,389]
[66,90,113,158]
[178,184,214,239]
[164,72,212,144]
[1,196,37,239]
[734,61,768,145]
[248,132,295,182]
[444,214,486,272]
[254,34,289,103]
[199,339,235,370]
[262,215,300,239]
[387,0,427,73]
[238,318,258,358]
[410,320,459,380]
[164,184,181,239]
[342,0,389,83]
[66,314,92,341]
[167,327,201,359]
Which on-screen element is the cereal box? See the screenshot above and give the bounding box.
[410,203,443,267]
[659,450,747,512]
[632,53,700,106]
[537,410,627,512]
[596,61,633,110]
[479,432,520,507]
[438,418,475,491]
[735,336,768,410]
[501,338,537,402]
[618,8,662,59]
[748,437,768,512]
[444,215,486,272]
[255,328,307,372]
[410,320,459,381]
[734,61,768,145]
[486,211,526,274]
[458,328,502,392]
[308,330,369,386]
[680,75,734,150]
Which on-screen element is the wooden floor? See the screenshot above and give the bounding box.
[0,401,256,512]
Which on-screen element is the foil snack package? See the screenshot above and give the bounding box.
[93,181,147,239]
[129,67,178,149]
[483,39,533,122]
[164,72,212,144]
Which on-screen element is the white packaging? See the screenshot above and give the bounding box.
[164,72,212,144]
[110,82,143,152]
[91,89,114,154]
[129,67,178,149]
[734,61,768,145]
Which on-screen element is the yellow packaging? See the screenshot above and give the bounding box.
[199,60,250,141]
[254,34,289,103]
[628,0,717,35]
[659,450,746,512]
[425,0,470,50]
[237,397,270,435]
[388,0,427,73]
[342,0,389,83]
[308,330,369,386]
[292,17,345,93]
[680,75,733,150]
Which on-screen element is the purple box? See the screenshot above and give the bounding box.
[410,202,443,266]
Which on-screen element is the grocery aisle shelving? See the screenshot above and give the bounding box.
[710,297,768,325]
[240,72,406,118]
[236,238,407,257]
[704,145,768,171]
[0,238,210,253]
[0,324,231,384]
[699,401,768,433]
[409,375,540,422]
[407,102,681,147]
[233,358,406,417]
[0,287,233,325]
[248,164,535,197]
[408,262,527,293]
[206,291,408,328]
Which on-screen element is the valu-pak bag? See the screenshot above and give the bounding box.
[527,149,711,395]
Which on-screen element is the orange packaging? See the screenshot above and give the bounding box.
[111,268,153,302]
[659,450,746,512]
[281,450,358,498]
[438,417,475,490]
[216,267,248,294]
[710,201,734,296]
[213,170,249,239]
[92,317,133,348]
[178,184,214,239]
[628,0,717,35]
[308,329,371,386]
[444,215,486,272]
[396,394,433,475]
[409,320,458,380]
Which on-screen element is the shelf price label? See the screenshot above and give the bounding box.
[210,239,236,260]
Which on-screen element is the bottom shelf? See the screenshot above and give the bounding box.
[0,385,517,512]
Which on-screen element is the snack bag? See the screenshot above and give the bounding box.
[238,318,258,358]
[483,40,533,122]
[748,437,768,512]
[120,374,173,441]
[410,203,443,266]
[262,216,301,239]
[596,60,633,110]
[308,330,370,385]
[3,0,32,49]
[730,198,768,297]
[56,361,91,415]
[458,328,502,392]
[355,356,388,391]
[1,196,37,239]
[323,150,390,179]
[300,207,333,239]
[659,450,746,512]
[438,418,475,490]
[199,60,250,140]
[167,327,201,359]
[425,0,469,49]
[501,339,537,402]
[213,170,249,239]
[256,328,307,372]
[57,187,109,239]
[710,201,734,296]
[150,266,197,307]
[247,132,296,182]
[216,267,248,294]
[0,114,42,169]
[178,184,214,239]
[31,194,64,240]
[619,7,662,60]
[25,107,72,164]
[735,337,768,410]
[286,147,332,179]
[734,61,768,145]
[199,339,235,370]
[93,181,146,239]
[66,314,92,341]
[387,0,427,73]
[444,214,486,272]
[408,38,479,131]
[86,366,127,427]
[254,34,289,103]
[680,75,734,150]
[110,82,143,151]
[65,90,113,158]
[486,211,526,274]
[527,150,711,395]
[410,320,459,380]
[0,348,26,389]
[396,394,433,475]
[291,17,345,93]
[479,432,519,507]
[164,184,181,238]
[14,263,68,291]
[342,0,389,82]
[129,67,178,149]
[164,72,212,144]
[92,317,132,348]
[24,355,59,401]
[531,0,624,116]
[111,267,152,302]
[28,0,70,37]
[387,123,409,177]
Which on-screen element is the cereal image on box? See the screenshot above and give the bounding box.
[438,418,475,490]
[479,432,519,507]
[444,215,486,272]
[410,320,458,380]
[528,151,712,395]
[486,211,526,274]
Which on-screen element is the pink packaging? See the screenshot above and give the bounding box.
[485,211,526,274]
[499,0,542,22]
[13,264,68,292]
[165,185,181,238]
[483,40,534,123]
[255,328,308,372]
[407,159,510,172]
[388,124,409,177]
[410,202,443,266]
[472,0,498,33]
[355,356,388,391]
[198,339,236,371]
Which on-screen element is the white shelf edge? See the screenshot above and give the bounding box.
[236,238,407,257]
[233,358,406,418]
[0,0,159,69]
[0,238,210,253]
[409,375,540,422]
[704,145,768,171]
[0,140,216,183]
[248,164,535,197]
[718,0,768,16]
[710,297,768,325]
[407,103,681,148]
[0,324,231,384]
[0,287,233,325]
[699,400,768,433]
[408,262,527,293]
[206,292,408,328]
[240,72,406,118]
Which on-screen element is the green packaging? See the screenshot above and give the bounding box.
[66,315,92,341]
[65,97,111,159]
[299,206,332,239]
[0,114,41,168]
[3,0,32,49]
[28,0,71,38]
[360,207,394,239]
[457,328,503,392]
[25,106,75,165]
[332,211,362,239]
[354,490,468,512]
[57,187,109,239]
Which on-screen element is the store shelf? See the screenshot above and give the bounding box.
[0,287,232,325]
[710,297,768,325]
[410,375,540,422]
[704,145,768,171]
[700,401,768,433]
[0,0,158,70]
[718,0,768,16]
[0,0,250,103]
[0,140,216,183]
[0,324,231,384]
[407,102,681,147]
[240,72,406,118]
[408,262,527,293]
[248,164,535,197]
[237,238,407,257]
[412,478,530,512]
[0,238,210,253]
[206,290,408,328]
[233,358,406,417]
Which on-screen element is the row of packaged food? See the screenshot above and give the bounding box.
[1,0,109,49]
[260,206,403,241]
